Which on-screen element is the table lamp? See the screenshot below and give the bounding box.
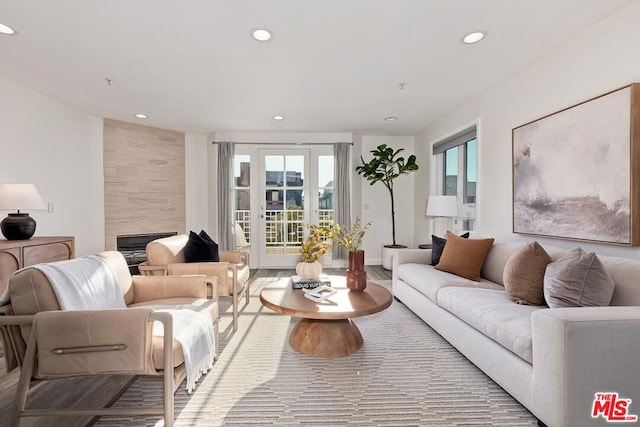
[426,195,458,238]
[0,183,46,240]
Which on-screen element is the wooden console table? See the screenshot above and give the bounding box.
[0,236,75,297]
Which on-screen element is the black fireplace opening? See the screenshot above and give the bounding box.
[117,232,177,275]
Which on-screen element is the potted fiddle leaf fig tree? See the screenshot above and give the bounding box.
[356,144,418,269]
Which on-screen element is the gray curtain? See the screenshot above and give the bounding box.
[217,141,235,251]
[333,143,351,260]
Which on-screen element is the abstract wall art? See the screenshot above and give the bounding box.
[512,84,640,245]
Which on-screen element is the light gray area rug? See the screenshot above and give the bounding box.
[97,277,537,426]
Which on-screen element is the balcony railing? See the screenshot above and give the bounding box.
[234,209,334,247]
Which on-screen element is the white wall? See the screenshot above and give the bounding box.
[185,133,210,233]
[417,0,640,258]
[359,135,416,264]
[0,74,104,256]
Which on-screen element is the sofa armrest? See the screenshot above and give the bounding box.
[394,249,431,266]
[138,262,167,276]
[220,250,249,266]
[531,307,640,427]
[167,262,230,283]
[392,249,432,286]
[204,276,219,300]
[0,314,34,326]
[32,308,160,378]
[131,275,208,303]
[167,262,230,275]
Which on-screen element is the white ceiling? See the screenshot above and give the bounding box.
[0,0,632,136]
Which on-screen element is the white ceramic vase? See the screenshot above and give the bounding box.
[296,260,322,280]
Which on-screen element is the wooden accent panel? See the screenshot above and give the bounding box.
[103,119,186,251]
[0,237,75,297]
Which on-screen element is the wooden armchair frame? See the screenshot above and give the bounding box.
[0,311,176,427]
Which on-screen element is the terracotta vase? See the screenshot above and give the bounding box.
[296,260,322,281]
[346,250,367,291]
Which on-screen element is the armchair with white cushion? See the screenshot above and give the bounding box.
[0,251,219,427]
[139,234,250,331]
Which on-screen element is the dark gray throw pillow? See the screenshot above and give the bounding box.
[543,247,615,308]
[183,230,220,262]
[431,232,470,266]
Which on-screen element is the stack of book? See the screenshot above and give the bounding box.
[291,275,331,289]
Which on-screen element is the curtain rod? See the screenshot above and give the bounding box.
[212,141,353,146]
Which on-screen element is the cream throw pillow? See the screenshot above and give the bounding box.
[543,247,615,308]
[435,231,494,281]
[503,241,551,305]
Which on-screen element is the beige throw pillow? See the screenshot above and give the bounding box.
[503,241,551,305]
[435,231,494,281]
[543,247,615,308]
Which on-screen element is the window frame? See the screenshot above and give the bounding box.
[431,124,478,231]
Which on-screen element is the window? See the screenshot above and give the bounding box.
[433,126,477,231]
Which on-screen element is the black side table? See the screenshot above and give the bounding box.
[418,244,432,249]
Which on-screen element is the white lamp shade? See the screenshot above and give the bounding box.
[426,195,458,217]
[0,184,46,211]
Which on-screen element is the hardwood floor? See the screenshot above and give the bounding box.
[0,265,392,426]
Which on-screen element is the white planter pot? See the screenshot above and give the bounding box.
[381,246,407,270]
[296,260,323,280]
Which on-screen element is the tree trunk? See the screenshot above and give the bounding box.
[388,185,396,246]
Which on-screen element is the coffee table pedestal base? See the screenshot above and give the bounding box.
[289,318,364,357]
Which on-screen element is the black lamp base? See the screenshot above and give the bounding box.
[1,213,37,240]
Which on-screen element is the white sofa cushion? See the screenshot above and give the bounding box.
[436,287,547,363]
[397,263,503,304]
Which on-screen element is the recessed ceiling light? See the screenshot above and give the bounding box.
[462,31,487,44]
[0,23,16,35]
[252,28,272,42]
[135,113,148,119]
[384,116,398,121]
[273,115,284,121]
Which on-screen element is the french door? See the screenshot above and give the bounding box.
[233,146,334,268]
[259,150,309,267]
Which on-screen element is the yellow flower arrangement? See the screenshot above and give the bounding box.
[332,217,371,252]
[299,224,333,263]
[299,218,371,262]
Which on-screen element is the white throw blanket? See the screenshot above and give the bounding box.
[35,256,215,392]
[149,305,216,393]
[35,256,126,310]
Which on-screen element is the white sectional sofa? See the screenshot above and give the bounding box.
[392,241,640,427]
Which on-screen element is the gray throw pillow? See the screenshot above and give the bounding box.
[543,248,615,308]
[503,241,551,305]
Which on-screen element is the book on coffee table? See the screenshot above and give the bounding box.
[291,275,331,289]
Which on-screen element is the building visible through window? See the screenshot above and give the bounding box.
[433,126,477,231]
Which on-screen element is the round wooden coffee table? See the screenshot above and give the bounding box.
[259,281,392,357]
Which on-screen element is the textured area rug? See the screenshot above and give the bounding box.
[96,277,536,426]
